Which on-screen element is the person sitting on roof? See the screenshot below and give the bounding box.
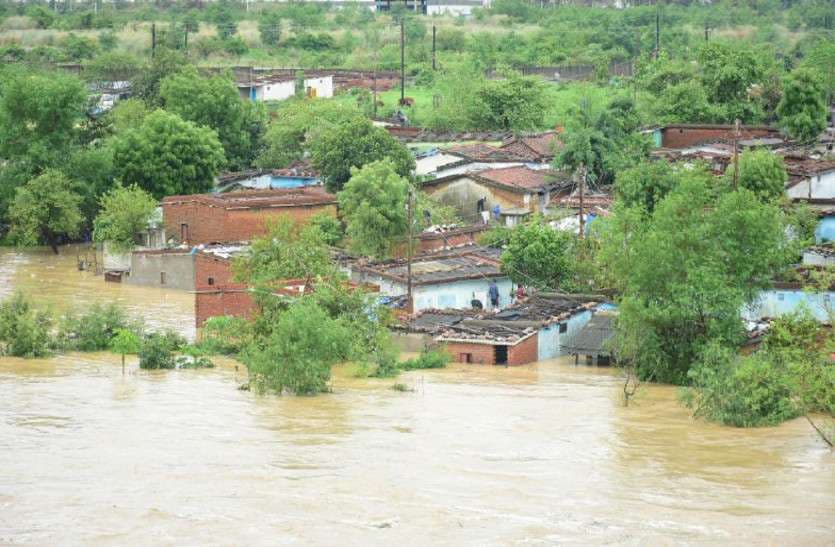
[514,285,527,303]
[470,292,483,310]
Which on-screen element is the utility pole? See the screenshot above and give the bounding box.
[732,118,741,191]
[432,25,437,71]
[654,1,660,58]
[151,23,156,58]
[578,164,586,240]
[406,189,414,314]
[184,27,189,54]
[400,18,405,103]
[372,69,378,118]
[704,21,710,42]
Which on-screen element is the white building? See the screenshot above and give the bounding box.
[239,75,334,102]
[785,158,835,201]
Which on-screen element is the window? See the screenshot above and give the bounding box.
[208,277,215,286]
[180,223,189,242]
[160,272,166,285]
[559,322,567,333]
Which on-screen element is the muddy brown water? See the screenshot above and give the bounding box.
[0,246,833,545]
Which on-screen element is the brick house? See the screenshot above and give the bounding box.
[422,166,570,222]
[161,188,337,246]
[650,124,781,149]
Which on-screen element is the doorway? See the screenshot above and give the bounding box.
[494,345,508,365]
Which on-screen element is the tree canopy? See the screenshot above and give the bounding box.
[8,170,83,253]
[777,68,828,144]
[93,184,158,251]
[310,117,415,193]
[338,159,410,259]
[111,110,225,199]
[726,149,787,203]
[500,216,573,290]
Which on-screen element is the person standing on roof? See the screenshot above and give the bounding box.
[488,280,500,310]
[492,203,501,221]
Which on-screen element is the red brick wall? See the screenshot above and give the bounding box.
[661,126,778,149]
[163,202,337,245]
[195,289,256,328]
[194,254,241,291]
[508,334,538,365]
[443,334,539,366]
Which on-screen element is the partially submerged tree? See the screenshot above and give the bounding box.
[111,328,141,373]
[9,170,83,253]
[112,110,225,199]
[338,159,409,259]
[93,184,158,252]
[0,292,53,358]
[500,216,573,290]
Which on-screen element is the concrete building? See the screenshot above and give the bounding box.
[744,284,834,323]
[125,243,246,292]
[346,246,513,312]
[561,311,617,366]
[422,166,569,222]
[161,188,338,246]
[784,157,835,202]
[803,246,835,267]
[237,75,333,101]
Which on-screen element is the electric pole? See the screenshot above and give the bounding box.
[400,18,405,103]
[654,1,660,58]
[406,189,414,314]
[151,23,156,58]
[732,118,741,191]
[432,25,437,71]
[578,164,586,240]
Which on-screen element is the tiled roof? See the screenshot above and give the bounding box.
[355,246,504,286]
[162,187,337,209]
[473,166,556,191]
[445,143,529,162]
[783,157,835,178]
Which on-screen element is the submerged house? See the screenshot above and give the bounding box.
[399,293,602,365]
[561,311,617,366]
[346,246,512,312]
[126,243,247,292]
[161,187,337,246]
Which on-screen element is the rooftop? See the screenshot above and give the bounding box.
[500,131,562,160]
[561,312,616,356]
[783,156,835,178]
[354,246,504,286]
[162,187,337,209]
[473,165,559,191]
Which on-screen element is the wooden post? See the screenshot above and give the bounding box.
[400,18,405,103]
[432,25,436,71]
[732,118,740,191]
[578,164,586,240]
[406,189,414,313]
[151,23,156,58]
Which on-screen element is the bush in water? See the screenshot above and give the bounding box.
[0,292,53,358]
[400,348,450,371]
[197,316,251,356]
[58,302,143,351]
[138,332,182,370]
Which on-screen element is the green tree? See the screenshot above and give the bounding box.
[469,72,546,132]
[338,159,409,259]
[105,98,149,135]
[602,172,790,385]
[160,69,266,170]
[256,99,364,169]
[801,40,835,105]
[777,68,828,144]
[0,292,53,358]
[500,216,573,290]
[93,184,158,251]
[9,170,83,253]
[0,67,87,170]
[258,12,282,46]
[112,110,225,199]
[132,49,187,107]
[697,42,771,122]
[615,160,678,214]
[655,82,715,123]
[111,328,141,372]
[233,217,335,287]
[726,149,787,202]
[310,118,415,193]
[84,51,141,82]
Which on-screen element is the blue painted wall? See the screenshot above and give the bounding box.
[816,215,835,244]
[537,309,593,360]
[744,290,834,322]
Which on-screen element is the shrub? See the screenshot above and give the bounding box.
[58,302,141,351]
[308,213,343,246]
[400,348,450,371]
[197,316,251,355]
[0,292,53,358]
[174,355,215,369]
[477,226,513,248]
[138,333,177,370]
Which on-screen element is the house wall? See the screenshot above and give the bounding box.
[412,277,513,311]
[536,309,593,360]
[126,252,195,291]
[786,172,835,200]
[423,176,528,219]
[816,215,835,244]
[415,153,464,176]
[257,80,295,101]
[162,201,337,245]
[444,334,539,366]
[302,76,334,99]
[744,289,835,322]
[103,241,131,272]
[195,289,256,329]
[660,126,777,149]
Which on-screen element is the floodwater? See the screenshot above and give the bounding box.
[1,247,833,545]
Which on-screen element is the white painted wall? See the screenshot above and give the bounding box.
[255,76,334,101]
[786,171,835,200]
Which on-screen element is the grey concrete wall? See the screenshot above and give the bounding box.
[126,253,195,291]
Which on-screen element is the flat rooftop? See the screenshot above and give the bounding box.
[354,246,504,286]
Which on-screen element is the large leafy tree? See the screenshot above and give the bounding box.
[726,149,787,203]
[500,216,573,290]
[470,72,547,132]
[93,184,158,251]
[697,42,771,122]
[600,172,790,384]
[132,49,187,107]
[160,69,266,170]
[112,110,225,199]
[615,160,679,215]
[310,117,414,193]
[338,159,409,259]
[9,170,83,254]
[256,100,364,169]
[777,68,828,144]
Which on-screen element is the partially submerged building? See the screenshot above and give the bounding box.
[561,311,617,366]
[126,243,247,292]
[161,187,337,245]
[346,246,512,312]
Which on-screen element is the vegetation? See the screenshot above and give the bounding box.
[501,216,573,291]
[110,328,141,371]
[197,316,252,356]
[8,170,83,253]
[0,292,53,358]
[58,302,142,352]
[776,68,829,144]
[399,348,450,371]
[138,332,177,370]
[338,159,409,259]
[92,184,158,251]
[726,149,788,203]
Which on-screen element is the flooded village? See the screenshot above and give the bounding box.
[1,0,835,544]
